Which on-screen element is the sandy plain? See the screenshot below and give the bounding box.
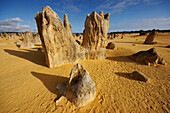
[0,33,170,112]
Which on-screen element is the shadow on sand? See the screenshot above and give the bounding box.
[115,72,145,82]
[106,56,145,65]
[106,56,134,63]
[113,41,135,44]
[4,49,46,66]
[31,71,69,95]
[113,41,145,45]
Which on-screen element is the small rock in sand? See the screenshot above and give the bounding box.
[132,43,136,46]
[106,42,115,49]
[15,40,20,45]
[131,71,150,82]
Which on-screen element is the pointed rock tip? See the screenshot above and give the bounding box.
[35,12,40,18]
[92,11,97,14]
[99,11,104,14]
[64,14,68,19]
[42,6,52,11]
[104,13,110,20]
[64,14,69,24]
[99,11,104,17]
[26,30,30,33]
[45,6,51,9]
[77,63,83,68]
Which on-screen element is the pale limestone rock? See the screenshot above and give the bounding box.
[35,6,84,68]
[35,6,110,68]
[20,31,34,48]
[82,11,110,59]
[144,29,158,44]
[33,33,41,44]
[130,48,165,66]
[56,64,96,107]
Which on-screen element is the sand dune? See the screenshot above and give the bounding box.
[0,34,170,112]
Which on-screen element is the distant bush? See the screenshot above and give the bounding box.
[140,30,147,35]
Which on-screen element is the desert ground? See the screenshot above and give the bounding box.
[0,33,170,112]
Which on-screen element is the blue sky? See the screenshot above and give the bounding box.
[0,0,170,33]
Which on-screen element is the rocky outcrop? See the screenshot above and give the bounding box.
[144,29,158,44]
[82,11,110,59]
[56,64,96,107]
[106,42,115,49]
[35,6,85,68]
[20,31,34,48]
[35,6,110,68]
[130,48,165,66]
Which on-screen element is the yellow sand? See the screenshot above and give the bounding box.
[0,34,170,112]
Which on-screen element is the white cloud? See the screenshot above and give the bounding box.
[96,0,141,14]
[141,17,170,23]
[143,0,161,5]
[52,0,80,13]
[5,17,22,22]
[109,17,170,31]
[0,18,30,32]
[63,5,80,13]
[96,0,159,14]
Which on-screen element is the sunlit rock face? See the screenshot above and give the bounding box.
[20,30,34,48]
[130,48,166,66]
[56,64,96,107]
[82,11,110,59]
[35,6,84,68]
[35,6,110,68]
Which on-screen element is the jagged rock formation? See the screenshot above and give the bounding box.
[131,71,150,82]
[20,31,34,48]
[35,6,110,68]
[56,64,96,107]
[35,6,85,68]
[130,48,165,66]
[33,33,41,44]
[82,11,110,59]
[144,29,158,44]
[106,42,115,49]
